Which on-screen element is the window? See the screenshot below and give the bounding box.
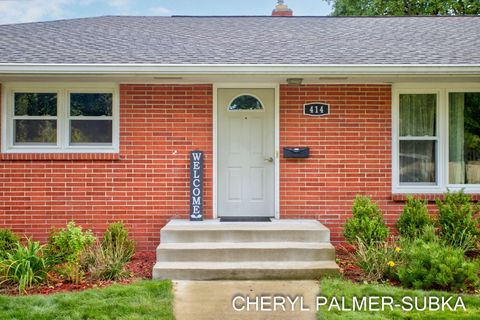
[69,93,113,145]
[14,92,58,145]
[2,84,118,153]
[229,95,263,110]
[449,92,480,184]
[399,94,437,184]
[393,85,480,193]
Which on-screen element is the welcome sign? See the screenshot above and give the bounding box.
[190,150,204,221]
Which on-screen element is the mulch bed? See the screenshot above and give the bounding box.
[4,246,478,296]
[334,244,365,283]
[0,252,156,296]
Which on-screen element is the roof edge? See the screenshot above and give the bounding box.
[1,64,480,75]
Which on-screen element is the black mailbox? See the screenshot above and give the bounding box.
[283,147,310,158]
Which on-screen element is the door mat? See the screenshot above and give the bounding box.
[219,217,271,222]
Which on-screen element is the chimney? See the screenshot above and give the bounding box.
[272,0,293,16]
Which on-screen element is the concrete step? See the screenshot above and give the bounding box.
[153,219,339,280]
[152,261,340,280]
[161,219,330,243]
[156,242,336,262]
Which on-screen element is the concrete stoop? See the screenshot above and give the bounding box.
[152,219,340,280]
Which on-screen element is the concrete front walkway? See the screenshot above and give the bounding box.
[173,280,320,320]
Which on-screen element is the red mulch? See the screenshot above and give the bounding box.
[1,252,156,296]
[334,244,365,283]
[125,252,156,279]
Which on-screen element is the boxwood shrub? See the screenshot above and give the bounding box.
[396,239,478,292]
[344,196,389,246]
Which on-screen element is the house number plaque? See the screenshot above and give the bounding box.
[304,102,330,116]
[190,150,204,221]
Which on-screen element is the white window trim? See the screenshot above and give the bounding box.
[1,82,119,153]
[393,82,480,194]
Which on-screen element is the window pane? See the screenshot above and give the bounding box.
[70,120,112,144]
[449,92,480,184]
[400,140,436,183]
[399,94,436,136]
[14,120,56,144]
[229,95,263,110]
[14,93,57,116]
[70,93,112,116]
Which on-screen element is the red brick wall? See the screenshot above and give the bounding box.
[279,84,403,242]
[0,84,213,251]
[1,82,412,249]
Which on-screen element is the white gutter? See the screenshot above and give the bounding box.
[1,64,480,75]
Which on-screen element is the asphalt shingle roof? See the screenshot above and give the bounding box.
[0,16,478,65]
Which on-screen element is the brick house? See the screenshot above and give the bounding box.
[1,9,479,278]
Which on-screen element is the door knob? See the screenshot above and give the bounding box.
[264,157,274,163]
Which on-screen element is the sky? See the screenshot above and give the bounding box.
[0,0,333,25]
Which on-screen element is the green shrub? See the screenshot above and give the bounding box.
[46,221,95,265]
[396,196,434,240]
[352,237,401,282]
[56,261,85,284]
[0,239,49,293]
[102,222,135,264]
[344,196,389,246]
[415,224,440,243]
[396,239,478,291]
[436,190,480,252]
[0,229,20,259]
[83,222,135,281]
[84,241,130,281]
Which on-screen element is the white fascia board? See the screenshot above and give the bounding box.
[1,64,480,75]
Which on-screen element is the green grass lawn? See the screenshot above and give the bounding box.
[318,277,480,320]
[2,277,479,319]
[0,280,174,320]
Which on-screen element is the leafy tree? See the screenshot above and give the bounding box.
[325,0,480,16]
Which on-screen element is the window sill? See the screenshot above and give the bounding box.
[0,153,121,161]
[392,193,480,202]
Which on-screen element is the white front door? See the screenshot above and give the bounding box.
[217,88,275,217]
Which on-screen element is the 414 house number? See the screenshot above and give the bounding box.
[304,102,330,116]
